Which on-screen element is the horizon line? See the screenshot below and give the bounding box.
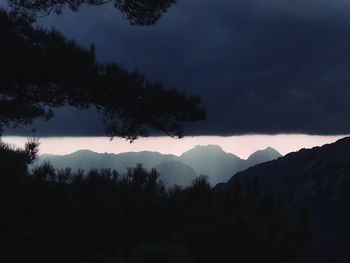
[2,134,348,159]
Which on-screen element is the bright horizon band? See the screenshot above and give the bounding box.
[2,134,347,159]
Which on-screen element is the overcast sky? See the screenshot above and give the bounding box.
[4,0,350,136]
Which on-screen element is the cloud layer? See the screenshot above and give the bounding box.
[9,0,350,136]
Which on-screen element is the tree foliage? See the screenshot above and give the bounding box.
[0,138,39,183]
[0,10,206,140]
[7,0,176,25]
[0,159,310,262]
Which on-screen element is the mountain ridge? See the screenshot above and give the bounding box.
[37,145,282,185]
[216,136,350,263]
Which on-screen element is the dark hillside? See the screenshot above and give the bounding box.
[217,137,350,263]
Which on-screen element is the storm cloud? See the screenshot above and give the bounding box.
[6,0,350,136]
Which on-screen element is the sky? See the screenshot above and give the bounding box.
[2,0,350,155]
[2,135,346,159]
[2,0,350,137]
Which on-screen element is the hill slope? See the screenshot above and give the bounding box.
[218,137,350,263]
[154,161,197,186]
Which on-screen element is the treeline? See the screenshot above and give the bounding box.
[0,142,310,262]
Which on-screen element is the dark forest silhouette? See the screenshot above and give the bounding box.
[0,142,310,262]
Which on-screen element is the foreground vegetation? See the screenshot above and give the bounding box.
[0,141,310,262]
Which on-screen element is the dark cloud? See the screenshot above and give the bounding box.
[6,0,350,136]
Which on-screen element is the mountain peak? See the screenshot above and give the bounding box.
[181,145,241,160]
[265,146,276,151]
[246,147,282,167]
[192,144,225,152]
[248,147,281,158]
[69,149,98,156]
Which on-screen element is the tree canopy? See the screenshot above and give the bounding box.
[7,0,176,25]
[0,9,206,140]
[1,160,309,262]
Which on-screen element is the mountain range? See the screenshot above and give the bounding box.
[37,145,282,186]
[33,137,350,261]
[216,137,350,263]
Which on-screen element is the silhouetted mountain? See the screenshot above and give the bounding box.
[39,150,177,172]
[217,137,350,263]
[154,161,197,186]
[38,145,282,185]
[245,147,282,167]
[179,145,244,184]
[179,145,283,184]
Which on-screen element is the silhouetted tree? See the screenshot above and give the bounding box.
[0,138,39,183]
[7,0,176,25]
[0,9,205,140]
[1,157,310,262]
